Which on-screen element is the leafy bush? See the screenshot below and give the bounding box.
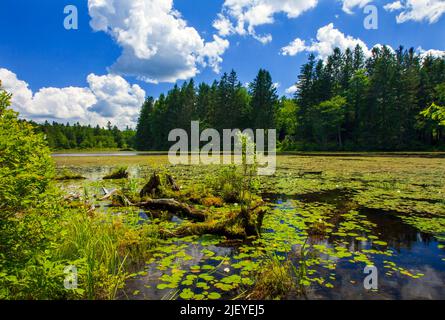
[0,86,54,215]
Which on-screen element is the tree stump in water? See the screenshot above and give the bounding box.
[166,174,180,191]
[140,172,180,198]
[140,172,162,198]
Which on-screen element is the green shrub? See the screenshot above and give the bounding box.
[0,86,54,215]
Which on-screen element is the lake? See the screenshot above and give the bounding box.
[54,153,445,300]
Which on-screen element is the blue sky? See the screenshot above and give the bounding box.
[1,0,445,128]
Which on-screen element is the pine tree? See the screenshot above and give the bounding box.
[295,54,316,142]
[135,97,154,151]
[250,69,278,130]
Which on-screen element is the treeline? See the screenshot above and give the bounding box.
[295,45,445,150]
[135,69,280,150]
[33,45,445,152]
[135,45,445,151]
[34,121,136,150]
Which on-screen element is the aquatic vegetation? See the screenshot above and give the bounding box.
[248,255,297,300]
[401,216,445,241]
[54,153,445,300]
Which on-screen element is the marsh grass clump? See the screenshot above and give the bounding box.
[212,165,244,203]
[117,178,141,203]
[248,255,296,300]
[56,210,159,300]
[103,167,129,180]
[210,165,260,205]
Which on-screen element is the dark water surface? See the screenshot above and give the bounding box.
[270,194,445,300]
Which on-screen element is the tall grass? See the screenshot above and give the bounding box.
[248,254,296,300]
[57,210,158,300]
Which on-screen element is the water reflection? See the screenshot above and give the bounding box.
[271,194,445,300]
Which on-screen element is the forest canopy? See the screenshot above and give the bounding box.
[33,45,445,152]
[33,121,136,151]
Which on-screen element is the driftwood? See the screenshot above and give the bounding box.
[103,168,129,180]
[64,193,81,201]
[136,199,206,222]
[112,194,134,207]
[100,188,118,201]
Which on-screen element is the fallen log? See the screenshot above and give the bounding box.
[136,198,206,222]
[162,204,268,240]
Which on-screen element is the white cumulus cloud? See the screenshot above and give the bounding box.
[285,84,298,95]
[280,23,373,60]
[384,1,404,11]
[0,68,145,129]
[88,0,229,83]
[281,38,307,56]
[384,0,445,24]
[341,0,373,14]
[281,24,444,65]
[213,0,318,43]
[417,46,445,58]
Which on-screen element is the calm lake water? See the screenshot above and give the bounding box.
[53,152,140,157]
[271,195,445,300]
[56,156,445,300]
